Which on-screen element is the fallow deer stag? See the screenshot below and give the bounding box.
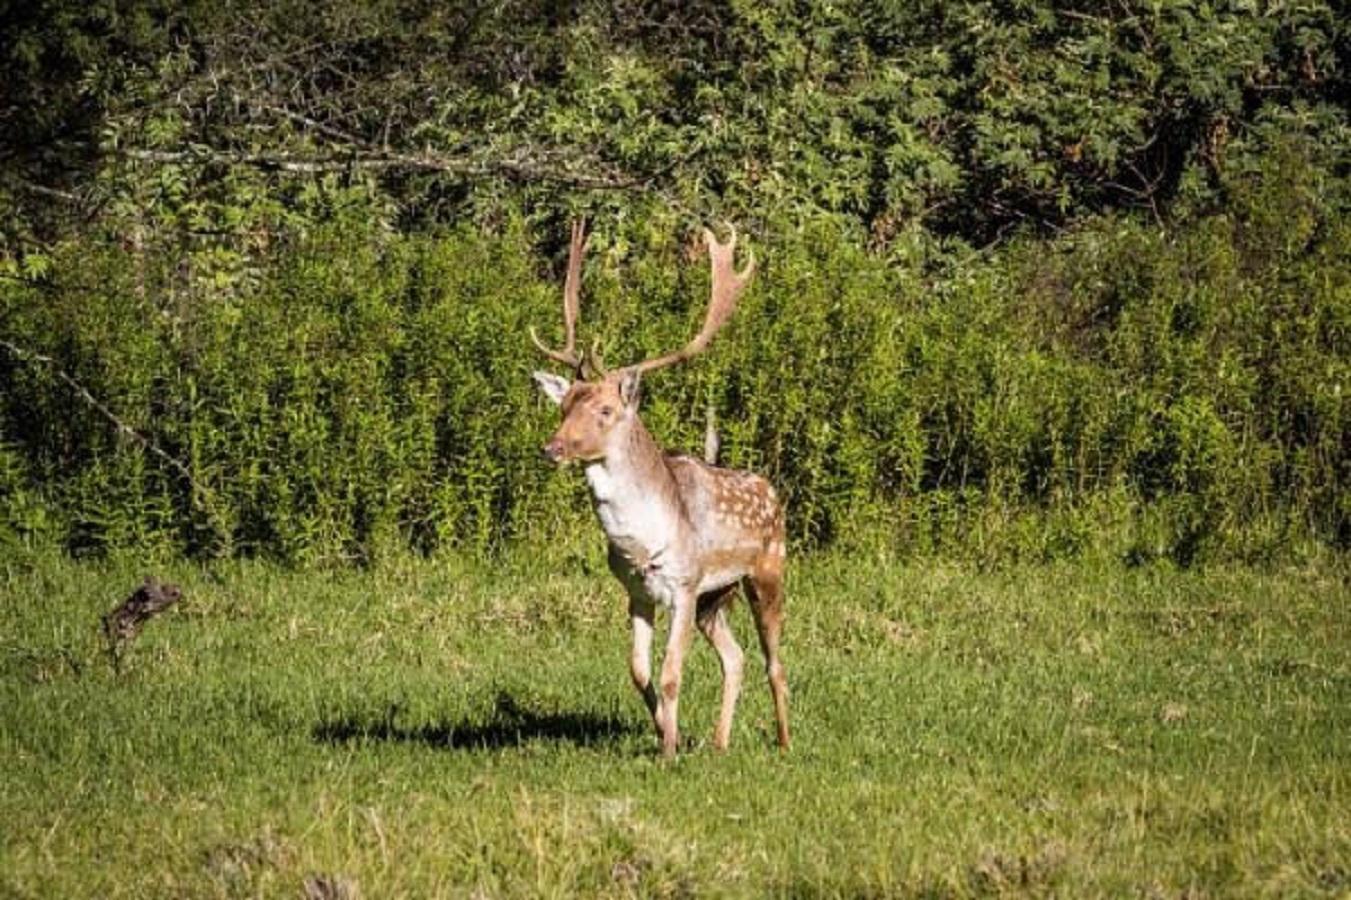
[531,220,789,758]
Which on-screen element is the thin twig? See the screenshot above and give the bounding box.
[0,338,203,495]
[2,176,81,203]
[120,146,650,191]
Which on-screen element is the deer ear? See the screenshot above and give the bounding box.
[532,371,571,406]
[618,367,642,407]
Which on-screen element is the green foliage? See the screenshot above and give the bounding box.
[0,430,55,553]
[3,0,1345,243]
[2,143,1345,564]
[1,217,575,563]
[1,0,1347,564]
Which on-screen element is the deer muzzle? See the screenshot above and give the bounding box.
[542,437,568,464]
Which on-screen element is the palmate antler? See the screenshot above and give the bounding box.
[529,220,755,380]
[632,224,756,376]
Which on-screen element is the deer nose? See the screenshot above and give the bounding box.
[542,439,566,463]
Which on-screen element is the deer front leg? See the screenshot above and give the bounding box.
[657,591,697,758]
[628,595,660,732]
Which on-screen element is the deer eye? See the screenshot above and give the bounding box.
[599,406,615,419]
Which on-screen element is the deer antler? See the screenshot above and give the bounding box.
[530,219,589,371]
[632,223,755,376]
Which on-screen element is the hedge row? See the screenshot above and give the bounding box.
[2,150,1346,565]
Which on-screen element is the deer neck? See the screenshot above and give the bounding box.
[584,418,685,569]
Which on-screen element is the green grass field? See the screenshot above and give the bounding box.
[2,551,1348,898]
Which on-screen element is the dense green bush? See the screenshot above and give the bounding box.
[2,0,1345,564]
[2,145,1345,565]
[4,0,1345,245]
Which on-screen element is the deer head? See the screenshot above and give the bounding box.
[531,220,756,465]
[532,367,643,464]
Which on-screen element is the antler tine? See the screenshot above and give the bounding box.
[529,218,589,370]
[580,336,607,381]
[633,222,756,376]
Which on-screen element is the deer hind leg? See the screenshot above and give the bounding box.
[697,585,744,751]
[744,569,790,750]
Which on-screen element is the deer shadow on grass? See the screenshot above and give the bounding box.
[311,692,639,752]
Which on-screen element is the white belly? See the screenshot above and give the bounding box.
[696,568,743,595]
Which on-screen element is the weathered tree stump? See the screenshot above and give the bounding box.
[102,576,182,671]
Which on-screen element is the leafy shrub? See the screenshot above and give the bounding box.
[1,143,1347,565]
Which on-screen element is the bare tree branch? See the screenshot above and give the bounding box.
[2,176,81,202]
[119,145,655,191]
[0,338,203,495]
